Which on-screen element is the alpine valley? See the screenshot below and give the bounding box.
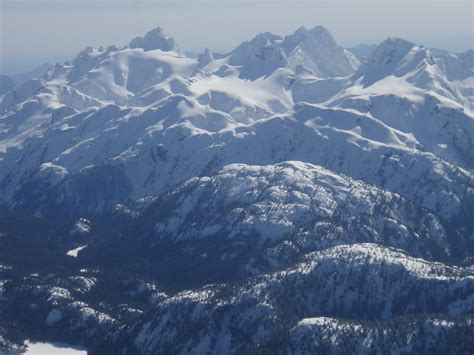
[0,25,473,354]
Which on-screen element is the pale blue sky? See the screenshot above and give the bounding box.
[1,0,473,74]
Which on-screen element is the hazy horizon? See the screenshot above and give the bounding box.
[1,0,473,74]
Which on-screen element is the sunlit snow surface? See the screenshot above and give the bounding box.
[66,245,87,257]
[24,341,86,354]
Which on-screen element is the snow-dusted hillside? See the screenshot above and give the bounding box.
[91,244,474,354]
[145,162,458,264]
[0,25,473,353]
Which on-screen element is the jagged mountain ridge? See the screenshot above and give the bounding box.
[1,27,472,216]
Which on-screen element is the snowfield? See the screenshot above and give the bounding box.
[24,341,86,354]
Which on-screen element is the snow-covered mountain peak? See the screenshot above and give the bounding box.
[436,49,474,81]
[281,25,334,54]
[354,37,439,87]
[73,46,97,63]
[299,25,334,45]
[360,37,417,78]
[282,25,359,77]
[197,48,215,68]
[0,77,47,112]
[307,25,332,36]
[229,32,283,59]
[219,25,358,80]
[228,32,287,79]
[371,37,416,61]
[128,26,181,53]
